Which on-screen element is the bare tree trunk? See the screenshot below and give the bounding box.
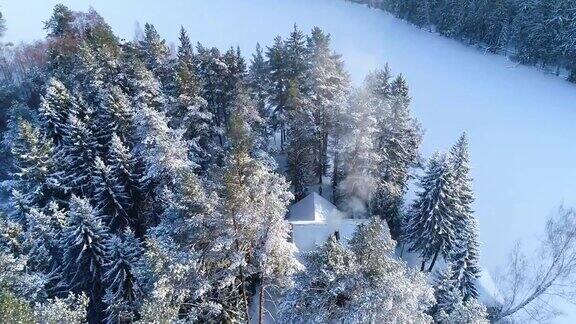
[231,217,250,323]
[420,259,426,272]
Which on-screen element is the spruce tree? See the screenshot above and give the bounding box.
[371,74,422,241]
[7,120,56,212]
[348,218,435,323]
[285,82,315,200]
[405,153,458,272]
[102,229,143,323]
[138,23,172,88]
[60,195,109,321]
[266,36,289,149]
[434,264,488,323]
[448,133,481,300]
[173,29,213,169]
[92,156,130,232]
[38,78,77,146]
[56,115,98,196]
[285,24,308,90]
[248,43,272,147]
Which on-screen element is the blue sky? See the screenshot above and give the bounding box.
[3,0,576,321]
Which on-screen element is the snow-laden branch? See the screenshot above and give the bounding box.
[494,206,576,322]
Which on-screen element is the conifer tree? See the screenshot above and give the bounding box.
[140,168,232,322]
[102,229,143,323]
[92,86,134,152]
[281,236,356,323]
[306,27,349,184]
[138,23,172,88]
[39,78,77,146]
[107,134,143,226]
[22,207,63,284]
[56,115,98,196]
[337,90,379,217]
[173,29,214,169]
[434,264,488,323]
[248,43,272,146]
[92,156,130,232]
[222,111,301,322]
[7,120,56,212]
[283,219,435,323]
[285,24,309,90]
[60,195,109,321]
[448,133,481,300]
[285,83,315,200]
[347,218,435,323]
[405,153,458,272]
[371,74,422,241]
[266,36,289,149]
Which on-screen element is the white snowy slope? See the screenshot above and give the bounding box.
[4,0,576,321]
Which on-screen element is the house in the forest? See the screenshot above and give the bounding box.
[286,192,362,253]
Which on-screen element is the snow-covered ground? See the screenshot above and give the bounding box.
[4,0,576,320]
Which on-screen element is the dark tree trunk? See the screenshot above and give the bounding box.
[428,248,441,272]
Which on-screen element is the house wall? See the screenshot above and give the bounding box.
[291,220,363,253]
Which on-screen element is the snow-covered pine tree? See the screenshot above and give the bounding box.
[448,132,481,300]
[436,296,489,324]
[107,133,145,234]
[405,153,458,272]
[449,226,481,301]
[60,195,109,321]
[56,114,98,196]
[337,89,379,217]
[6,120,56,215]
[102,229,143,323]
[280,235,357,323]
[123,55,166,113]
[347,218,435,323]
[221,46,247,131]
[370,72,422,241]
[92,156,130,232]
[223,111,301,322]
[138,23,172,90]
[285,82,315,200]
[434,263,488,323]
[305,27,350,184]
[434,263,460,316]
[285,24,309,92]
[265,36,289,149]
[38,78,77,146]
[139,167,232,322]
[132,101,192,189]
[248,43,273,149]
[21,207,63,290]
[173,28,214,170]
[221,114,298,320]
[92,86,134,153]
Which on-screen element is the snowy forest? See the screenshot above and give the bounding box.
[1,4,576,324]
[351,0,576,81]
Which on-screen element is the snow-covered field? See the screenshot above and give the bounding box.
[4,0,576,320]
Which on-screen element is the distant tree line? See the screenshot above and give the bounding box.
[350,0,576,81]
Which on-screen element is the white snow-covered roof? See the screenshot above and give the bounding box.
[287,192,340,224]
